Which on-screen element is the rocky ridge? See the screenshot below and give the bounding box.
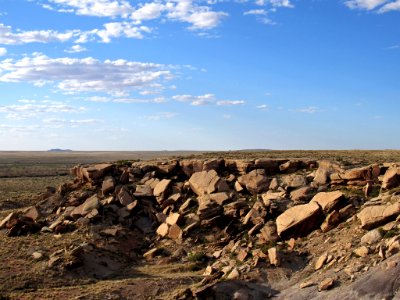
[1,158,400,299]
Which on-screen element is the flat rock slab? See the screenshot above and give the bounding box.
[189,170,229,196]
[311,191,345,213]
[357,202,400,230]
[276,202,322,239]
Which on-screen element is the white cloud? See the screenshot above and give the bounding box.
[42,0,135,18]
[216,100,245,106]
[0,54,173,96]
[293,106,319,114]
[0,101,86,120]
[344,0,387,10]
[95,22,151,42]
[343,0,400,12]
[244,9,267,15]
[256,104,269,111]
[65,45,87,53]
[172,93,215,105]
[43,118,101,126]
[0,47,6,56]
[379,0,400,12]
[131,2,166,21]
[39,0,228,30]
[255,0,293,7]
[145,111,177,120]
[0,23,79,45]
[166,0,228,30]
[86,96,167,103]
[172,94,245,106]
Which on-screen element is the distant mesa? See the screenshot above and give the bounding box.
[47,149,73,152]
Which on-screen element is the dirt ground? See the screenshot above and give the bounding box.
[1,150,400,299]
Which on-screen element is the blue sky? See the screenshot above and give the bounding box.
[0,0,399,150]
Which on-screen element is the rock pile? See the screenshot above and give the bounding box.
[2,158,400,298]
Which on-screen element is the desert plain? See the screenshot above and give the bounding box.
[1,150,400,299]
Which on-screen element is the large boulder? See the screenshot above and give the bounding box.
[276,202,322,238]
[189,170,229,196]
[237,169,269,195]
[311,191,345,214]
[357,202,400,229]
[179,160,204,177]
[153,179,171,202]
[313,160,343,185]
[331,164,381,186]
[381,167,400,190]
[71,163,114,182]
[281,174,307,189]
[225,160,255,174]
[290,186,314,202]
[71,195,100,219]
[101,176,115,195]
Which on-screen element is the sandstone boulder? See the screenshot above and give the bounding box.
[153,179,171,202]
[357,202,400,229]
[189,170,229,196]
[225,160,255,174]
[117,188,133,206]
[381,167,400,190]
[101,176,115,195]
[71,195,100,219]
[313,160,343,185]
[290,186,314,202]
[361,229,382,245]
[281,174,307,189]
[311,191,345,214]
[276,202,321,238]
[72,163,113,182]
[179,160,204,177]
[279,160,303,173]
[237,169,269,195]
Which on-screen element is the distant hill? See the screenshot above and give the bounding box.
[47,149,73,152]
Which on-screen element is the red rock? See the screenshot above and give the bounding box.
[276,202,321,238]
[237,169,269,195]
[189,170,229,196]
[311,191,345,214]
[118,188,133,206]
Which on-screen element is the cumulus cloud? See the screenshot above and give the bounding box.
[0,22,151,45]
[0,53,174,96]
[0,23,79,45]
[344,0,400,12]
[172,93,215,105]
[65,45,87,53]
[379,0,400,12]
[344,0,388,10]
[244,9,267,15]
[245,0,293,24]
[216,100,245,106]
[95,22,151,42]
[0,47,6,56]
[39,0,228,31]
[41,0,134,18]
[255,0,293,7]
